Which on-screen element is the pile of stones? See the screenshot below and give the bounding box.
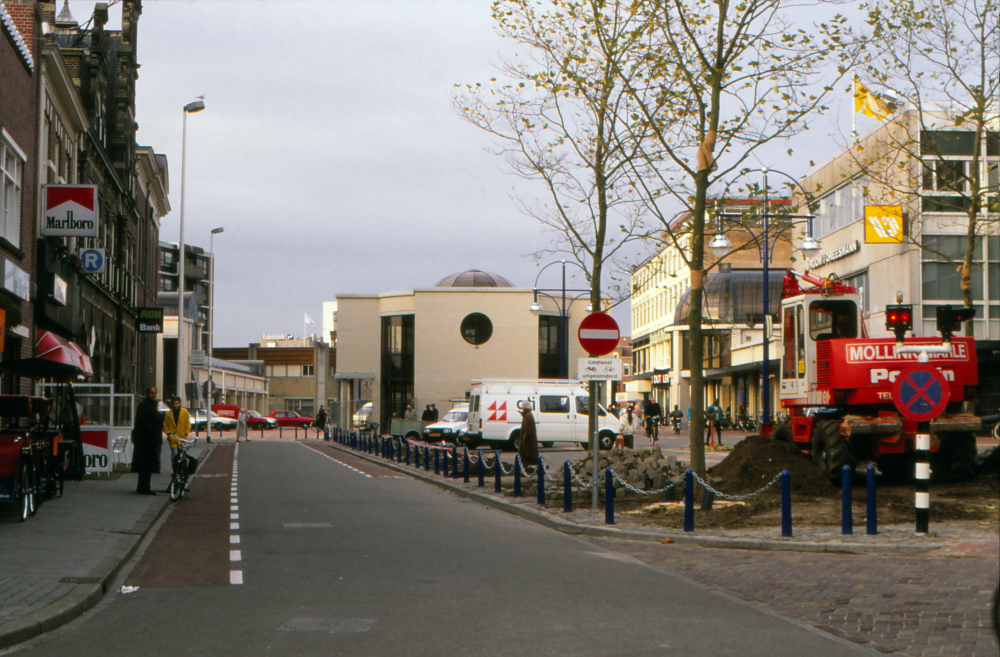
[518,446,685,500]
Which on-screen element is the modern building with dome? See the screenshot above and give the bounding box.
[333,270,600,430]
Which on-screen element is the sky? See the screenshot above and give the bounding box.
[65,0,872,346]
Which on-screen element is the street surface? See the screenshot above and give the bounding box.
[10,439,886,657]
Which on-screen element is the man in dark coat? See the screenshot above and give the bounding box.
[421,405,434,422]
[132,386,163,495]
[517,401,539,466]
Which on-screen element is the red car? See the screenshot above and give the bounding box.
[266,410,314,429]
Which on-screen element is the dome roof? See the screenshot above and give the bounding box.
[435,270,514,288]
[674,269,784,326]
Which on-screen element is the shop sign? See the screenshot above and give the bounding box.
[53,275,67,306]
[806,240,860,269]
[137,307,164,333]
[3,260,29,301]
[650,328,672,345]
[42,185,99,237]
[651,374,671,385]
[864,206,904,243]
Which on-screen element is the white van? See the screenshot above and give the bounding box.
[466,379,621,450]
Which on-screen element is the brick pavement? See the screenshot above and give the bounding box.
[587,537,999,656]
[0,441,211,647]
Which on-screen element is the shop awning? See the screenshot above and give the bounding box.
[0,331,93,379]
[705,358,780,379]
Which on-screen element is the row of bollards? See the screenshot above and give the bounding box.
[841,465,879,536]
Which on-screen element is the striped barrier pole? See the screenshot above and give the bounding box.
[866,465,877,535]
[842,465,853,535]
[916,432,930,534]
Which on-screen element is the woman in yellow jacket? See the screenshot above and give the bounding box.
[163,396,191,470]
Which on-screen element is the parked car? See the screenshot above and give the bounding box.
[267,410,314,428]
[422,403,471,446]
[245,410,277,430]
[352,402,373,429]
[192,410,238,431]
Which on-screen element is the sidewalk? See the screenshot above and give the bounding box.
[0,441,212,649]
[321,439,999,556]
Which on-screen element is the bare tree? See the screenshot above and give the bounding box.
[613,0,863,478]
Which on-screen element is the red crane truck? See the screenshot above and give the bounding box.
[774,269,980,481]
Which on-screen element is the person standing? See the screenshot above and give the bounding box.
[712,399,724,447]
[404,405,418,420]
[131,387,163,495]
[316,406,329,441]
[421,405,434,422]
[236,408,249,442]
[430,404,439,422]
[516,401,539,466]
[163,397,192,471]
[619,405,638,450]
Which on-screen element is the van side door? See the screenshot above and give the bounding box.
[537,394,571,442]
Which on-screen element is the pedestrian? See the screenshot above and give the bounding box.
[430,404,439,422]
[316,406,329,440]
[236,408,249,442]
[618,405,638,450]
[516,400,539,466]
[712,399,724,447]
[131,386,163,495]
[404,404,418,420]
[644,397,662,444]
[421,405,434,422]
[163,396,192,472]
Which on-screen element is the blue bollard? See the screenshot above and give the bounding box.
[405,441,411,466]
[435,448,441,475]
[415,444,421,468]
[494,452,502,493]
[452,446,459,480]
[279,424,283,440]
[513,455,522,498]
[443,448,450,476]
[477,450,485,487]
[424,446,430,471]
[866,465,877,536]
[463,448,470,483]
[842,465,853,535]
[683,470,694,532]
[781,470,792,537]
[563,460,572,513]
[537,456,545,505]
[605,467,614,525]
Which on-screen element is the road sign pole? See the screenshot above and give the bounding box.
[591,379,599,510]
[915,429,930,534]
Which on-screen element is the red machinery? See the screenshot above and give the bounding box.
[776,269,980,481]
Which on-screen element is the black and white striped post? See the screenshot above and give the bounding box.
[915,431,930,534]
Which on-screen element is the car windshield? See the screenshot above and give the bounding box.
[442,411,468,422]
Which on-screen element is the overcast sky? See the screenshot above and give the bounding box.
[66,0,869,346]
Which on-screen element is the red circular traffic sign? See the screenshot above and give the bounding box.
[578,312,620,356]
[891,364,950,421]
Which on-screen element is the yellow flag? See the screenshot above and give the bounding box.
[854,77,890,120]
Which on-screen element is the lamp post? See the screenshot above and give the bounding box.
[709,167,821,434]
[529,260,590,379]
[177,97,205,404]
[206,226,224,411]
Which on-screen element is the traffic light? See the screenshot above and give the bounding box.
[885,304,913,342]
[936,305,975,342]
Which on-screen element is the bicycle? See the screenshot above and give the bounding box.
[168,437,198,502]
[645,416,660,442]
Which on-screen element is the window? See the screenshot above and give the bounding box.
[809,300,858,340]
[845,271,869,315]
[460,312,493,346]
[1,135,24,248]
[922,236,983,301]
[575,396,606,417]
[814,179,865,239]
[160,250,177,273]
[538,315,562,379]
[539,395,569,414]
[302,364,314,377]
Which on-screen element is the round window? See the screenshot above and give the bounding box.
[460,312,493,346]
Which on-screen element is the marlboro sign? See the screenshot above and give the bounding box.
[42,185,99,237]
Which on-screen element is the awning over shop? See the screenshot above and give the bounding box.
[705,358,780,379]
[0,331,94,379]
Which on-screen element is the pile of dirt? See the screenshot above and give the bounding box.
[976,445,1000,476]
[708,434,835,497]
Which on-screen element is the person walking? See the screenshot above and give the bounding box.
[131,387,163,495]
[618,405,638,450]
[516,401,539,466]
[316,406,329,441]
[404,405,418,420]
[236,408,249,442]
[163,397,192,473]
[712,399,725,447]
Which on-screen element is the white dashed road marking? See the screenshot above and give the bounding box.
[297,441,372,478]
[230,443,242,585]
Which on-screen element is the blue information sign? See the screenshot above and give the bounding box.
[80,248,105,274]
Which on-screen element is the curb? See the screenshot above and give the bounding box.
[324,441,950,555]
[0,443,215,650]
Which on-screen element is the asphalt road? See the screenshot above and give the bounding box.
[12,440,883,657]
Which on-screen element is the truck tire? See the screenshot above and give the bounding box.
[810,419,855,482]
[772,420,793,444]
[599,431,615,450]
[930,432,977,482]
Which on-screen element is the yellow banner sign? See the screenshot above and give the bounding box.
[865,206,904,243]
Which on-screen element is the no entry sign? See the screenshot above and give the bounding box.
[891,364,950,421]
[578,312,620,356]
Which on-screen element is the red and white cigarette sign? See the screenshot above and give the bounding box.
[43,185,99,237]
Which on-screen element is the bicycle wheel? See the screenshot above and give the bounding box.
[993,422,1000,441]
[169,473,185,501]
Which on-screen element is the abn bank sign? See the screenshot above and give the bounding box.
[42,185,99,238]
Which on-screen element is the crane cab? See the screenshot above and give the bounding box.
[779,292,863,404]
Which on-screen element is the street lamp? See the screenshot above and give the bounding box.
[529,260,590,379]
[177,97,205,404]
[205,226,224,412]
[708,167,821,434]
